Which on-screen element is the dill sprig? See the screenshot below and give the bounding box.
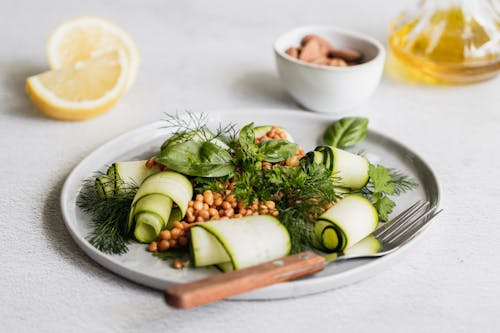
[161,112,238,147]
[77,174,137,254]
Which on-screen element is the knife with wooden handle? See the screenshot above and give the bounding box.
[164,251,326,309]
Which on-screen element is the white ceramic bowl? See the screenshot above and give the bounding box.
[274,26,385,114]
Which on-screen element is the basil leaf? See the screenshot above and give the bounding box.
[323,117,368,148]
[155,141,234,177]
[239,123,256,151]
[258,140,299,163]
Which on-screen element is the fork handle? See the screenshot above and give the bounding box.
[164,251,325,309]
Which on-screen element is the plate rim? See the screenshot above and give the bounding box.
[60,108,440,299]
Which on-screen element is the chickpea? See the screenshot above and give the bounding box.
[181,221,191,229]
[225,208,234,218]
[147,242,158,252]
[196,216,205,222]
[187,214,196,223]
[234,214,242,218]
[221,201,231,210]
[195,194,204,202]
[158,239,170,251]
[169,239,177,248]
[193,201,203,211]
[239,208,247,216]
[160,230,171,240]
[214,197,223,207]
[171,228,182,240]
[265,201,275,209]
[245,209,253,216]
[199,210,210,220]
[172,259,184,269]
[202,203,209,211]
[231,201,238,208]
[225,194,235,203]
[208,208,219,217]
[203,190,214,205]
[188,200,194,207]
[272,210,280,217]
[173,221,183,230]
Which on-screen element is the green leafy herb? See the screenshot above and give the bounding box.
[362,164,418,221]
[77,174,137,254]
[323,117,368,148]
[369,164,395,194]
[155,141,235,177]
[161,112,237,148]
[258,140,299,163]
[371,192,396,222]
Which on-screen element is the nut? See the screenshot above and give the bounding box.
[299,38,322,62]
[328,48,362,63]
[301,34,332,56]
[328,57,348,67]
[284,33,363,67]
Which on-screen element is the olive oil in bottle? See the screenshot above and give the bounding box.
[389,0,500,84]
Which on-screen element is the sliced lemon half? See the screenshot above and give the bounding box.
[26,50,128,121]
[46,16,139,91]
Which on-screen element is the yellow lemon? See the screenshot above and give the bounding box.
[26,50,128,121]
[46,16,139,91]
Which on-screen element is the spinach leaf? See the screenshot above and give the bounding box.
[323,117,368,148]
[258,140,299,163]
[155,141,234,177]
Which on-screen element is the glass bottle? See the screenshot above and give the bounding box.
[389,0,500,83]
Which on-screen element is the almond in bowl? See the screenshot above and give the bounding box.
[274,26,386,114]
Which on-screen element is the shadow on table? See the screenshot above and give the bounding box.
[0,60,46,119]
[229,70,298,109]
[41,173,151,292]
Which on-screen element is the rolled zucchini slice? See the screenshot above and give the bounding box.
[315,195,378,252]
[312,146,369,189]
[190,215,291,270]
[97,160,160,198]
[128,171,193,243]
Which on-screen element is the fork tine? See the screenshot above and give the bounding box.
[388,208,442,244]
[374,200,428,239]
[376,202,430,241]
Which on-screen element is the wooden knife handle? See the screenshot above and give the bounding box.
[164,251,325,309]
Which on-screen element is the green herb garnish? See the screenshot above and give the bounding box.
[323,117,368,148]
[77,174,137,254]
[362,164,418,221]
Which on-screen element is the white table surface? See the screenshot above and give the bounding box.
[2,0,499,332]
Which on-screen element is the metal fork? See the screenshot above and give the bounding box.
[332,200,441,261]
[165,200,442,309]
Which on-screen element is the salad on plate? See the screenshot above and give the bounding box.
[77,113,417,273]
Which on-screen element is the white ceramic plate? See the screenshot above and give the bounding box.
[61,109,440,300]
